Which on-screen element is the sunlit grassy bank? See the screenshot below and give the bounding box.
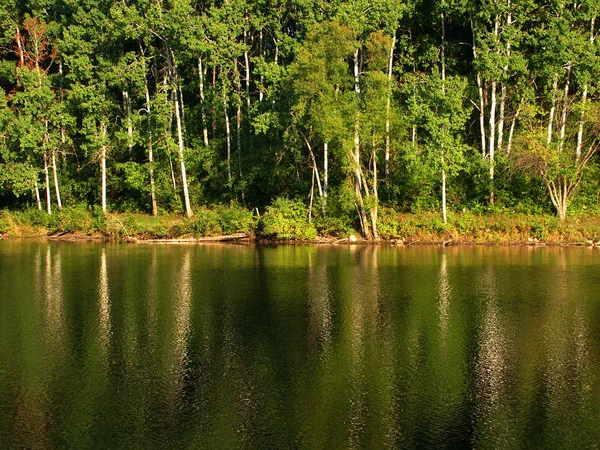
[2,202,600,245]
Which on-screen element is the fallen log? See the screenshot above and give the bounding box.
[141,233,251,243]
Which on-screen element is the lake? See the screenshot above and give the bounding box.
[1,241,599,449]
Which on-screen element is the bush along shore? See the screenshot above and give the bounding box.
[2,199,600,246]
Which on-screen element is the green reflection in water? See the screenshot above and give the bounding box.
[1,242,600,449]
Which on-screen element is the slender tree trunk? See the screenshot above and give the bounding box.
[576,84,588,161]
[547,75,558,144]
[243,30,251,118]
[100,122,107,213]
[198,57,209,147]
[578,18,597,160]
[384,35,395,179]
[169,158,177,193]
[371,135,379,239]
[507,97,523,155]
[223,88,232,189]
[323,142,328,210]
[309,168,315,222]
[44,152,52,215]
[259,30,264,102]
[497,9,512,153]
[168,48,193,217]
[34,180,42,210]
[212,66,217,139]
[173,88,192,217]
[558,68,570,151]
[353,48,370,239]
[497,83,507,151]
[441,14,448,223]
[234,64,243,179]
[143,71,158,216]
[237,104,242,177]
[15,27,25,67]
[123,90,133,159]
[489,80,497,205]
[442,167,447,224]
[441,13,446,90]
[52,151,62,210]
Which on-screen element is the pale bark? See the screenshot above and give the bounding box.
[259,31,264,102]
[143,72,157,216]
[169,48,193,217]
[384,35,395,179]
[497,82,506,151]
[44,152,52,215]
[507,98,523,155]
[15,27,26,67]
[558,69,570,152]
[576,85,588,161]
[198,57,209,147]
[547,75,558,144]
[52,151,62,210]
[471,20,486,157]
[237,104,242,177]
[498,9,512,153]
[34,180,42,210]
[442,167,447,224]
[371,136,379,239]
[575,20,595,162]
[100,122,107,213]
[323,142,328,206]
[441,14,446,93]
[353,48,370,239]
[223,89,232,188]
[243,30,251,118]
[489,80,497,205]
[123,90,133,159]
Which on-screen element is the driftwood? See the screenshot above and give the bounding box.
[140,233,251,243]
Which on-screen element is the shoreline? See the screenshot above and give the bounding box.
[2,208,600,247]
[2,231,599,248]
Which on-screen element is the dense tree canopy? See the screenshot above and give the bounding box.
[0,0,598,235]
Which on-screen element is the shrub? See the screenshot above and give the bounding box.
[185,208,223,236]
[259,197,317,240]
[57,205,92,233]
[0,210,11,234]
[377,208,402,239]
[314,215,353,237]
[214,203,255,234]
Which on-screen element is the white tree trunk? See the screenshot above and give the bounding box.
[223,89,232,188]
[385,35,395,179]
[442,167,447,224]
[197,57,209,147]
[507,98,523,155]
[34,180,42,210]
[558,70,570,151]
[123,90,133,159]
[489,81,497,204]
[52,151,62,210]
[471,19,486,157]
[244,30,251,118]
[143,72,157,216]
[371,137,379,239]
[547,75,558,144]
[44,152,52,215]
[169,49,193,217]
[323,142,328,205]
[100,122,107,213]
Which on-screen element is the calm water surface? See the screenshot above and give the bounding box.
[1,241,600,449]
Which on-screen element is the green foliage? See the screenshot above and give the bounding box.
[0,210,11,233]
[259,197,317,240]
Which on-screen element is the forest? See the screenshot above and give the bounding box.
[0,0,599,240]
